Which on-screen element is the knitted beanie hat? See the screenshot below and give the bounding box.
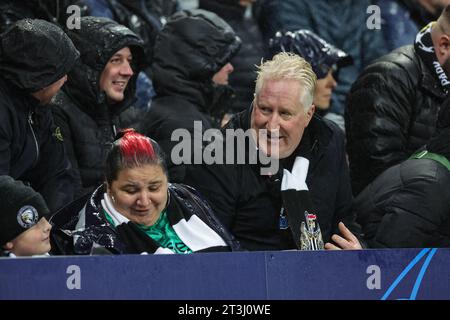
[0,176,50,245]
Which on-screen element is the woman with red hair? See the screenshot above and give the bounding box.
[53,129,240,255]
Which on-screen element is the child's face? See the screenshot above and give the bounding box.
[7,217,52,256]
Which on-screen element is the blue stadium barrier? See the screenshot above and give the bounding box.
[0,248,448,300]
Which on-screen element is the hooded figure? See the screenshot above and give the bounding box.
[0,18,79,212]
[50,16,145,197]
[199,0,265,114]
[79,0,179,73]
[355,98,450,248]
[138,9,241,182]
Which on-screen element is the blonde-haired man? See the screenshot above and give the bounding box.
[186,53,362,251]
[252,52,317,159]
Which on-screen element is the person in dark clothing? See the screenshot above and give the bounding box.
[184,53,362,251]
[50,16,145,197]
[137,9,241,182]
[268,29,353,132]
[77,0,178,72]
[77,0,179,110]
[355,97,450,248]
[50,129,241,255]
[345,6,450,196]
[199,0,264,114]
[0,19,79,212]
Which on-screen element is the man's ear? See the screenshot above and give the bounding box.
[307,104,316,120]
[438,34,450,55]
[3,242,13,250]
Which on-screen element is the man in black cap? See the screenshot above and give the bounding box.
[0,175,52,257]
[268,29,353,131]
[0,19,80,212]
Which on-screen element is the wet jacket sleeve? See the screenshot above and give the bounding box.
[0,105,12,174]
[28,111,78,212]
[51,105,84,196]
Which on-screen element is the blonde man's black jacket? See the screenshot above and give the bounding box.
[184,107,359,251]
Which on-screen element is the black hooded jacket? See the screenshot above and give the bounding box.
[0,19,79,212]
[78,0,179,75]
[138,9,241,182]
[51,17,145,197]
[199,0,264,113]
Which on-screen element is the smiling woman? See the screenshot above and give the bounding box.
[52,129,241,255]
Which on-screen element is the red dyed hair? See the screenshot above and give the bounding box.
[105,129,167,184]
[119,128,155,161]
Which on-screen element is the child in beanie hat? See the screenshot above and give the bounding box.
[0,175,52,257]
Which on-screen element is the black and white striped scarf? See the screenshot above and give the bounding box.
[280,157,324,251]
[415,22,450,95]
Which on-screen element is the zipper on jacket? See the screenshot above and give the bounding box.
[28,111,40,167]
[112,124,117,137]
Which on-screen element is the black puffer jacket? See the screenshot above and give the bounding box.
[138,9,241,182]
[345,45,445,195]
[199,0,264,113]
[51,17,145,197]
[355,155,450,248]
[0,19,79,212]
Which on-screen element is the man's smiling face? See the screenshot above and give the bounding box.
[251,79,315,159]
[99,47,134,104]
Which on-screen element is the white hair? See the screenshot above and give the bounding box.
[255,52,317,112]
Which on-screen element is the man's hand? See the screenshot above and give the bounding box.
[325,222,362,250]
